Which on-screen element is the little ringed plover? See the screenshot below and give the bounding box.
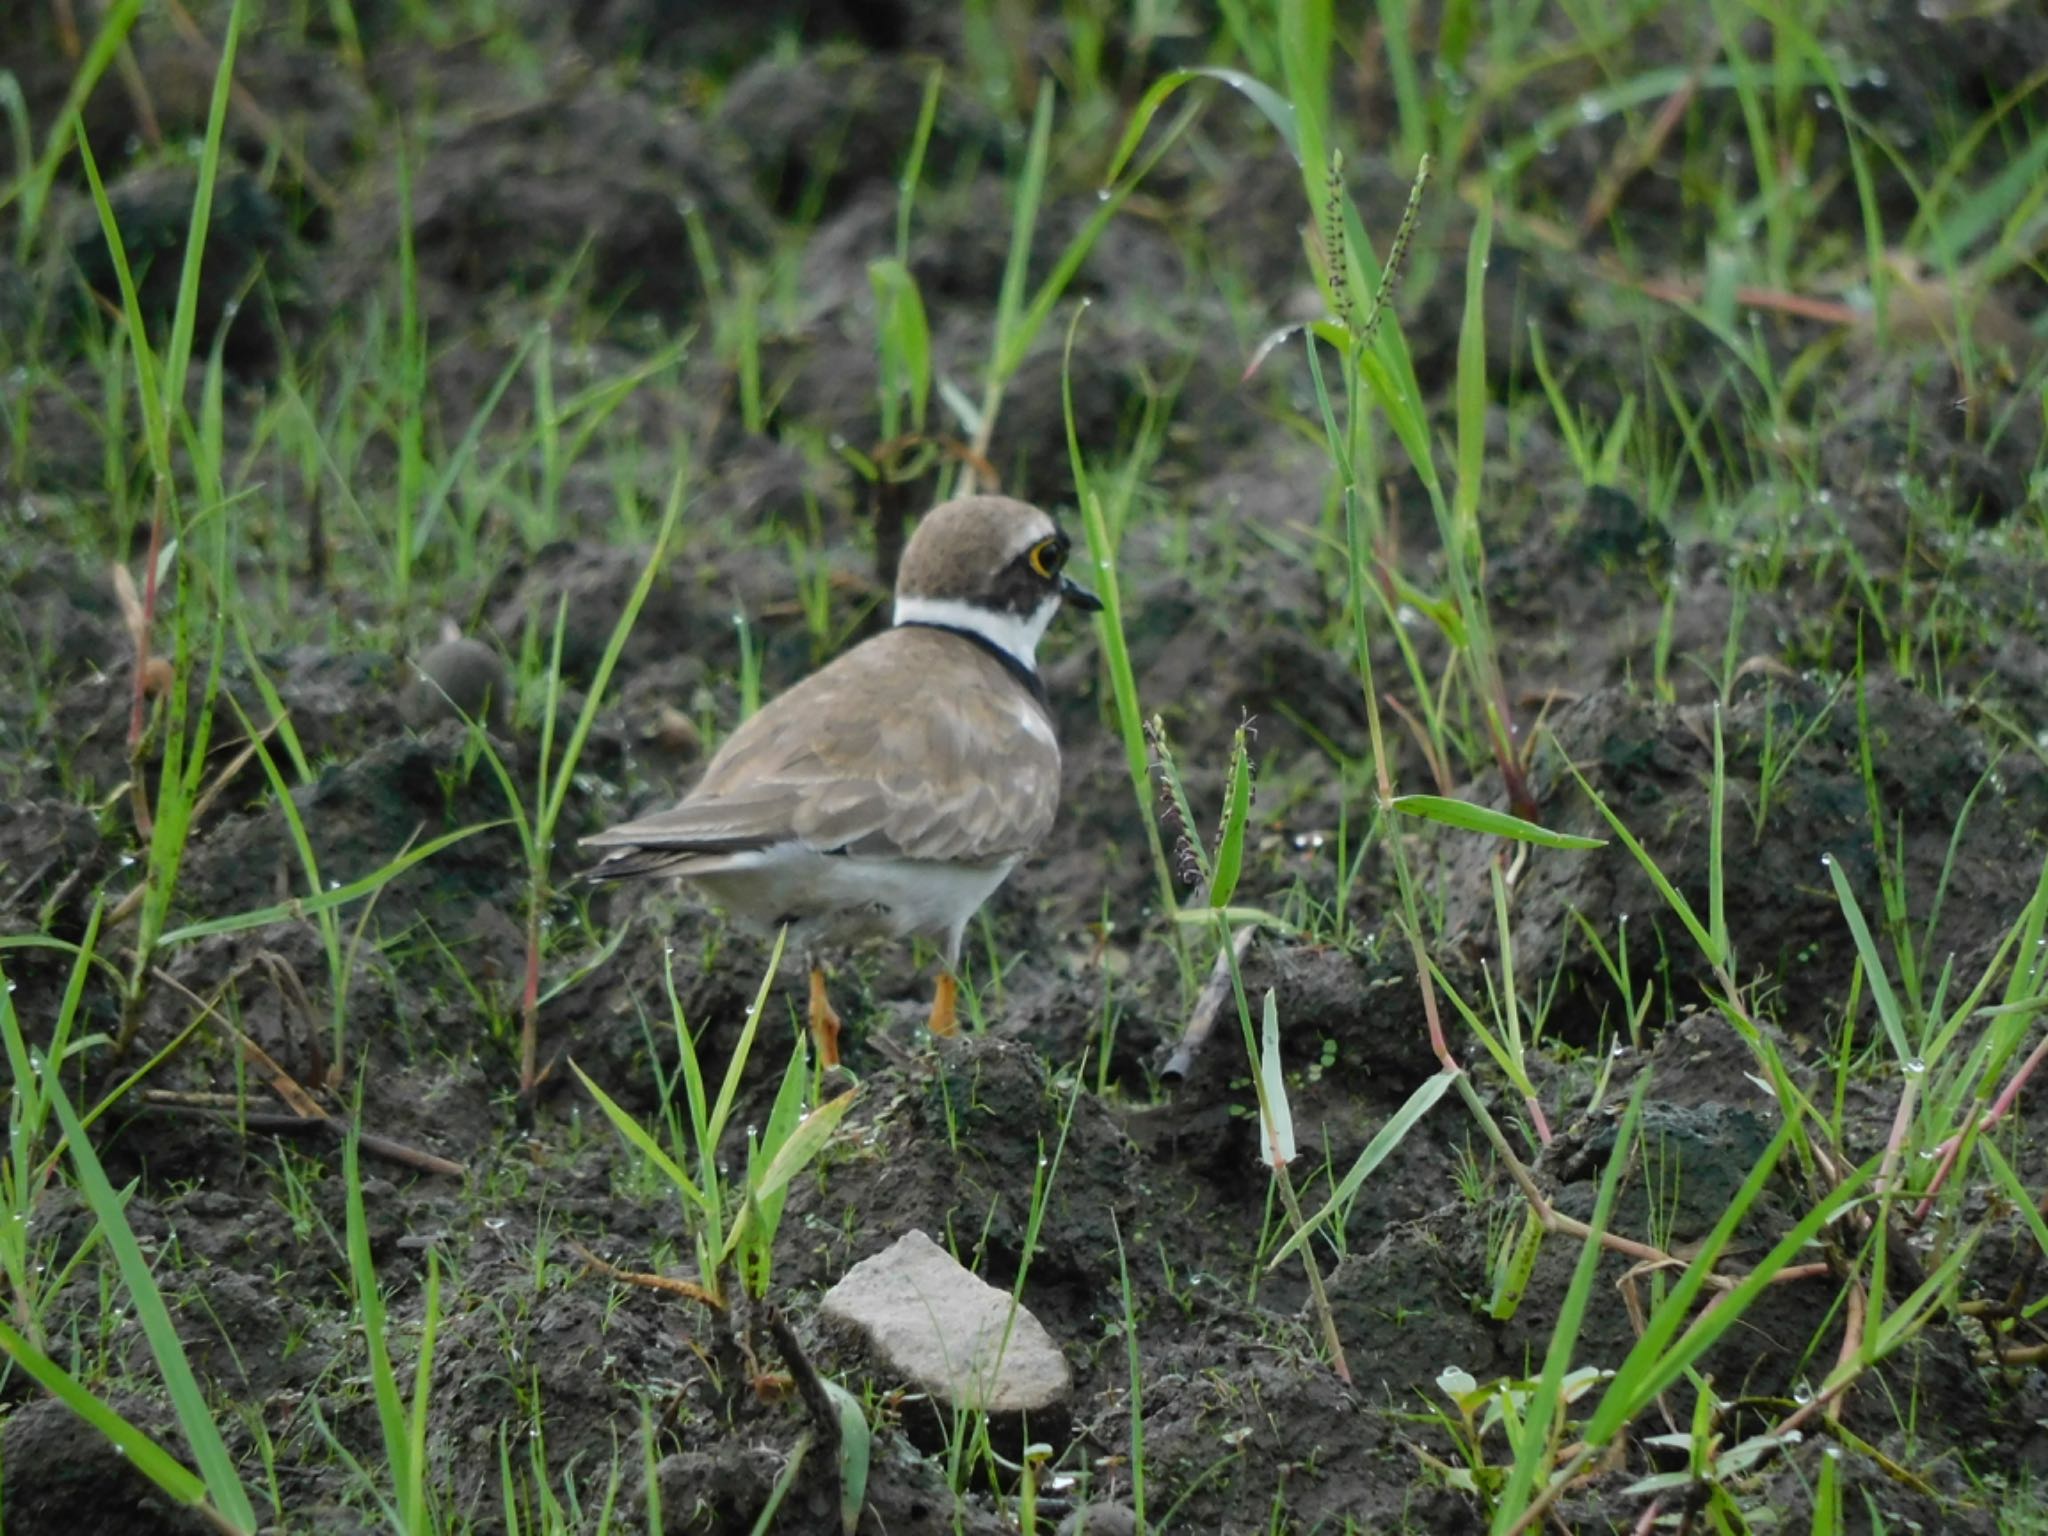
[583,494,1100,1065]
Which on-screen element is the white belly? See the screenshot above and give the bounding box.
[679,844,1018,963]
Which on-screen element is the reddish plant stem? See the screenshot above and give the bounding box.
[1911,1029,2048,1223]
[129,500,165,756]
[126,489,169,839]
[1874,1079,1921,1197]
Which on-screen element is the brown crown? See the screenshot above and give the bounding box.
[894,495,1056,602]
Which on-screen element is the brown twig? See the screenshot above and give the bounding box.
[1162,925,1254,1081]
[1578,55,1712,237]
[1382,692,1455,796]
[148,965,466,1176]
[762,1301,842,1452]
[140,1102,465,1177]
[572,1244,723,1310]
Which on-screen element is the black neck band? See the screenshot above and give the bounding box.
[900,622,1049,711]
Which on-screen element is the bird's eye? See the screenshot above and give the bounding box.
[1028,539,1065,579]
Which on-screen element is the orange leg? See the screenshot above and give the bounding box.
[808,965,843,1069]
[927,971,960,1039]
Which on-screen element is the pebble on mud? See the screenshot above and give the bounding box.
[1057,1506,1140,1536]
[820,1229,1071,1414]
[399,635,512,733]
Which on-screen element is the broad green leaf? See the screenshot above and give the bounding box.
[1257,990,1295,1168]
[823,1378,870,1535]
[1392,795,1604,850]
[1209,730,1255,907]
[719,1089,857,1265]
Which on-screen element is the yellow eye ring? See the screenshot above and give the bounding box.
[1028,539,1064,579]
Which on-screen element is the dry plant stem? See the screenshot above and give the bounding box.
[1822,1279,1867,1429]
[1454,1073,1836,1298]
[144,1104,464,1176]
[1162,925,1253,1080]
[1273,1159,1351,1384]
[763,1302,843,1455]
[1578,59,1708,235]
[1380,691,1453,795]
[111,42,163,148]
[1981,1338,2048,1365]
[1874,1077,1921,1196]
[127,485,169,841]
[149,964,467,1174]
[150,961,324,1119]
[573,1245,723,1310]
[1911,1028,2048,1222]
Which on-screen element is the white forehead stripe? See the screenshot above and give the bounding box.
[894,594,1060,671]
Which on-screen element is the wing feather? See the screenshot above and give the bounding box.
[583,628,1061,872]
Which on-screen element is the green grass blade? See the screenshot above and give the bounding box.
[1565,762,1720,966]
[1491,1083,1646,1529]
[540,470,686,834]
[705,925,790,1151]
[1101,67,1299,189]
[822,1377,870,1535]
[1267,1068,1455,1267]
[74,124,168,472]
[1256,990,1296,1169]
[156,822,501,945]
[45,1080,258,1529]
[403,1249,441,1531]
[0,1317,211,1512]
[8,0,145,257]
[1392,795,1604,850]
[343,1131,411,1509]
[1825,853,1914,1068]
[572,1062,712,1217]
[1208,730,1254,908]
[1452,190,1491,535]
[1588,1157,1873,1442]
[1582,1116,1798,1441]
[720,1088,856,1267]
[990,80,1054,382]
[161,0,243,412]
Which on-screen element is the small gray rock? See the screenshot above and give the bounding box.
[399,637,510,732]
[1058,1506,1139,1536]
[821,1230,1071,1414]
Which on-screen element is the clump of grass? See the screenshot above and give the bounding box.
[573,929,867,1525]
[462,470,685,1095]
[0,953,265,1534]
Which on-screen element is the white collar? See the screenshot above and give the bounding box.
[892,594,1058,672]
